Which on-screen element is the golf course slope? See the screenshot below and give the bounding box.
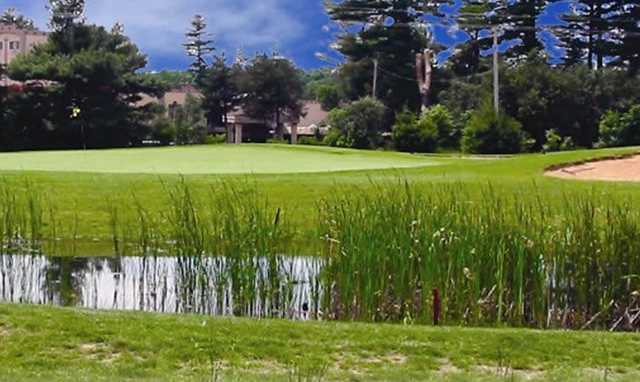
[0,144,445,174]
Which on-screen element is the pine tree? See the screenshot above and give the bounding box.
[184,15,214,81]
[609,0,640,74]
[47,0,85,31]
[453,0,497,76]
[199,54,240,130]
[234,47,248,68]
[111,21,125,36]
[498,0,546,61]
[555,0,617,70]
[326,0,430,112]
[0,8,36,30]
[556,8,587,67]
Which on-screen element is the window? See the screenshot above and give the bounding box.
[9,41,20,50]
[0,42,3,50]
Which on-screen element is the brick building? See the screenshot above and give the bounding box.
[0,24,48,67]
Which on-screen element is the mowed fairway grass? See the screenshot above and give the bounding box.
[2,145,640,380]
[1,144,640,241]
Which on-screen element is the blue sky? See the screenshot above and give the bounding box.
[1,0,568,71]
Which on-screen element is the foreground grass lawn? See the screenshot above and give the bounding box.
[1,304,639,381]
[1,144,639,243]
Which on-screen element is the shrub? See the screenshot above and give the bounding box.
[461,103,525,154]
[204,134,227,145]
[298,136,324,146]
[561,136,575,151]
[598,106,640,147]
[267,137,289,144]
[392,110,437,153]
[148,115,176,145]
[543,129,562,152]
[323,128,343,147]
[543,129,576,153]
[325,97,387,149]
[420,105,458,149]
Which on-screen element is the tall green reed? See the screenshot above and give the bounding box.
[318,181,640,329]
[0,181,49,252]
[107,179,298,318]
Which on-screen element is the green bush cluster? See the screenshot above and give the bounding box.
[297,136,324,146]
[543,129,575,152]
[598,105,640,148]
[324,97,387,149]
[461,103,525,154]
[392,105,457,153]
[204,134,227,145]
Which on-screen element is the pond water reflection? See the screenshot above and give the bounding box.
[0,254,322,320]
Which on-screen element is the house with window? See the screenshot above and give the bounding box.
[0,23,47,67]
[226,101,329,144]
[137,84,202,117]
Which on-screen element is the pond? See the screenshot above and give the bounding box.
[0,254,323,320]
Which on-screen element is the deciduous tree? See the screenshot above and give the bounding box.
[240,54,305,140]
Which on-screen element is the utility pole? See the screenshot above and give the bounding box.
[493,26,500,115]
[372,57,379,99]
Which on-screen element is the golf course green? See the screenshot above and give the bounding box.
[0,144,447,174]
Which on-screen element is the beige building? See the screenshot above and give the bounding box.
[227,101,329,144]
[137,84,202,116]
[0,24,48,66]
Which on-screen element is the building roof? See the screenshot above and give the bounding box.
[136,85,201,107]
[228,101,328,130]
[297,101,328,129]
[0,24,47,36]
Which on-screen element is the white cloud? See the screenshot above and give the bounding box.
[1,0,307,60]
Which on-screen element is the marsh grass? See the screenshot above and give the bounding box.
[106,179,312,318]
[319,181,640,329]
[0,181,48,253]
[2,177,639,328]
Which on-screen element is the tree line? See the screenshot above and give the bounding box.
[1,0,640,153]
[315,0,640,153]
[0,3,307,150]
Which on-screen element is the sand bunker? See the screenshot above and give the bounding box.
[546,155,640,182]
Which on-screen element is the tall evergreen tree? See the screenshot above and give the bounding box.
[497,0,546,61]
[556,9,587,67]
[609,0,640,74]
[47,0,85,31]
[556,0,617,69]
[199,54,240,130]
[0,8,36,30]
[453,1,497,76]
[455,0,545,67]
[9,20,163,149]
[184,15,214,81]
[326,0,429,112]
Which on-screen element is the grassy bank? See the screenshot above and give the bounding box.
[1,303,639,381]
